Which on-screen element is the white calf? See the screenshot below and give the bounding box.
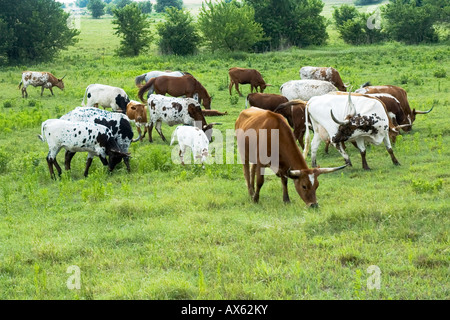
[170,125,209,167]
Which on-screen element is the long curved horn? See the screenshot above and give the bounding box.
[60,74,66,80]
[131,131,142,142]
[330,109,349,125]
[316,164,348,174]
[347,90,356,117]
[414,106,434,115]
[209,122,222,125]
[395,124,412,130]
[287,168,302,177]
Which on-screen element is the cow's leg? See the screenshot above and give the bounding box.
[179,145,186,165]
[324,140,330,154]
[22,87,27,98]
[148,122,154,142]
[65,151,76,170]
[49,87,54,96]
[242,161,254,198]
[84,155,96,177]
[295,128,305,149]
[228,80,234,95]
[249,163,257,195]
[310,132,322,168]
[281,175,290,203]
[46,154,57,180]
[41,86,45,96]
[355,139,370,170]
[155,121,166,142]
[123,156,131,172]
[253,165,265,203]
[334,142,352,167]
[383,135,400,166]
[234,83,243,97]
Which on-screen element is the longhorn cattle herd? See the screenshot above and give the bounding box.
[22,65,434,208]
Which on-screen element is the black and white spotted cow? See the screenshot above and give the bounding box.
[60,107,139,172]
[146,94,218,143]
[82,84,130,113]
[38,119,130,179]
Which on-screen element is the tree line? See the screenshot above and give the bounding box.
[0,0,448,64]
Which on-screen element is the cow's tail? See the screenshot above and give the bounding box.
[138,77,156,102]
[135,73,147,87]
[18,80,23,90]
[245,95,249,109]
[302,104,311,159]
[38,122,47,142]
[81,85,89,107]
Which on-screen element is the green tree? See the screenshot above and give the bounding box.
[354,0,382,5]
[113,0,132,9]
[198,0,264,52]
[245,0,327,50]
[88,0,106,18]
[112,3,152,56]
[333,5,384,44]
[155,0,183,13]
[0,0,79,64]
[157,7,199,55]
[382,0,438,44]
[75,0,89,7]
[138,1,153,14]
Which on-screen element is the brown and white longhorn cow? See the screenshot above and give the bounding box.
[19,71,65,98]
[235,107,346,207]
[300,66,348,92]
[356,84,433,129]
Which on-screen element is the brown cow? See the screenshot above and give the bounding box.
[138,74,212,109]
[201,109,228,116]
[229,67,271,97]
[273,100,307,149]
[19,71,65,98]
[246,93,288,110]
[235,107,346,207]
[356,84,433,128]
[300,66,347,92]
[126,100,148,141]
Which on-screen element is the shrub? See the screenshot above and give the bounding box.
[434,69,447,78]
[157,8,199,56]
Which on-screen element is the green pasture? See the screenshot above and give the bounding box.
[0,15,448,299]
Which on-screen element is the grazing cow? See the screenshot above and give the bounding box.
[126,100,149,141]
[145,94,219,143]
[363,93,410,132]
[60,107,137,172]
[273,100,308,148]
[280,79,337,101]
[170,125,209,168]
[304,92,401,170]
[82,84,130,113]
[201,109,228,116]
[355,84,433,128]
[38,119,129,179]
[300,66,348,91]
[138,74,212,109]
[245,93,288,110]
[18,71,65,98]
[235,107,346,207]
[229,67,271,97]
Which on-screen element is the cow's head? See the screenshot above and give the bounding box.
[287,166,347,208]
[202,122,221,142]
[55,75,66,90]
[127,101,147,123]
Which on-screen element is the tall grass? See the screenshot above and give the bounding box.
[0,14,448,299]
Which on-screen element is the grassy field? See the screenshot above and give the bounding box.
[0,11,449,300]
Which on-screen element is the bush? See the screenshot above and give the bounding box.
[434,69,447,78]
[112,3,153,56]
[198,0,264,52]
[155,0,183,13]
[382,0,439,44]
[0,0,79,64]
[157,8,199,55]
[333,5,385,45]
